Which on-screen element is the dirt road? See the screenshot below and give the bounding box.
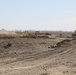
[0,37,76,75]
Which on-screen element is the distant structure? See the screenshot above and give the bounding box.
[0,29,16,35]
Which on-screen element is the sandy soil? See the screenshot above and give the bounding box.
[0,33,76,75]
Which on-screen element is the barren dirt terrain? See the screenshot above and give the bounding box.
[0,31,76,75]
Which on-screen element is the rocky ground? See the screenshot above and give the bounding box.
[0,32,76,75]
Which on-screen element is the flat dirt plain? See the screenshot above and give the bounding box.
[0,31,76,75]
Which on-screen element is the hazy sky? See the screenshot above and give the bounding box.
[0,0,76,31]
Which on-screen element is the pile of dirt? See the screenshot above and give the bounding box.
[0,29,16,35]
[56,39,72,47]
[0,29,17,38]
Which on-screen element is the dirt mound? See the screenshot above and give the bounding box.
[0,29,16,35]
[56,39,72,47]
[0,29,17,38]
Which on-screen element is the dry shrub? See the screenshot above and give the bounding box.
[3,43,12,49]
[21,33,37,38]
[20,32,49,38]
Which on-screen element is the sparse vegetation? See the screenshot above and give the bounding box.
[0,30,75,75]
[3,43,12,49]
